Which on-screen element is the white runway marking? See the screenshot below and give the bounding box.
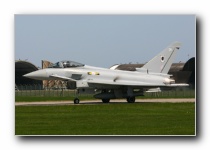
[15,98,195,106]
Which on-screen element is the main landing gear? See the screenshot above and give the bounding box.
[101,97,135,103]
[74,97,135,104]
[102,99,110,103]
[126,96,135,103]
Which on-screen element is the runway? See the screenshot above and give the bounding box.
[15,98,195,106]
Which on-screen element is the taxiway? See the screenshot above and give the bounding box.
[15,98,195,106]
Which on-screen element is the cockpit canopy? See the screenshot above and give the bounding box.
[48,60,84,68]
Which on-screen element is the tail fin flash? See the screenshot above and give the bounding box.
[142,42,181,74]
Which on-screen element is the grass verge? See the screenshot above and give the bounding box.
[15,103,195,135]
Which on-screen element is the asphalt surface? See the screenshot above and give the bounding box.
[15,98,195,106]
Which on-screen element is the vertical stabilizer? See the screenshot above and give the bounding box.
[142,42,181,74]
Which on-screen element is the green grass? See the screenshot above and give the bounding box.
[15,103,195,135]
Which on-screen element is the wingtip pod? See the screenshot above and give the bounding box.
[170,41,182,50]
[168,83,189,87]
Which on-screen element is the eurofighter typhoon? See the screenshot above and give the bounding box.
[24,42,188,104]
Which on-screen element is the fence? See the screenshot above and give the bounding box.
[15,84,195,98]
[15,84,76,97]
[145,89,195,98]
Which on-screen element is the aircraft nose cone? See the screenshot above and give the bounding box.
[23,70,48,80]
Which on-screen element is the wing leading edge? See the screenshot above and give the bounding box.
[49,74,77,82]
[87,80,188,88]
[49,75,188,89]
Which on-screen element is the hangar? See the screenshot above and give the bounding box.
[15,60,42,89]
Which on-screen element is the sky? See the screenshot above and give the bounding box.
[15,15,195,68]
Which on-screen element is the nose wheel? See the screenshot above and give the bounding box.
[74,98,80,104]
[73,89,80,104]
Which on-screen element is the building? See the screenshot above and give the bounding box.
[15,60,42,90]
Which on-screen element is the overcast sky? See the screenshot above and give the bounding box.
[15,15,195,68]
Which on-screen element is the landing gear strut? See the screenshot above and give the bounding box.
[127,96,135,103]
[73,89,80,104]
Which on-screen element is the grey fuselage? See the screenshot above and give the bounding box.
[30,65,171,90]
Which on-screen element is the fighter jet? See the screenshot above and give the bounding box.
[24,42,188,104]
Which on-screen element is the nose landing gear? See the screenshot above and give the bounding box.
[73,89,80,104]
[74,98,80,104]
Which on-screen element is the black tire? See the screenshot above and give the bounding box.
[74,98,80,104]
[127,97,135,103]
[102,99,110,103]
